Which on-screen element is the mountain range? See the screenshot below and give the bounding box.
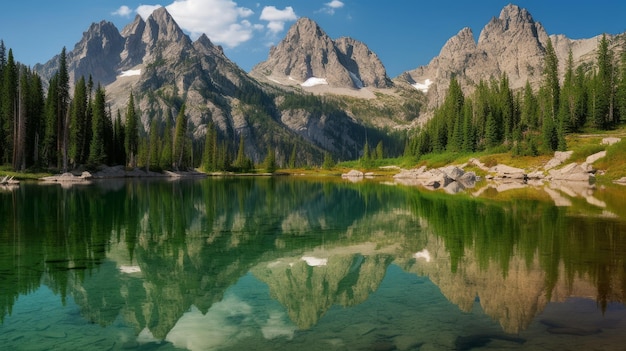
[32,4,621,164]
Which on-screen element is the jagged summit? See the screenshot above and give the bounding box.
[250,17,391,90]
[397,3,598,108]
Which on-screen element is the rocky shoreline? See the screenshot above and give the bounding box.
[39,165,207,184]
[344,137,624,194]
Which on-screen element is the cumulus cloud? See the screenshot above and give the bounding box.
[136,4,163,19]
[112,5,133,17]
[320,0,344,15]
[119,0,261,48]
[260,6,297,34]
[165,0,257,46]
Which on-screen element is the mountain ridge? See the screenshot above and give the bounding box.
[30,4,623,166]
[250,17,392,91]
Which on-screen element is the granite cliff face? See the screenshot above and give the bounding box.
[250,17,391,89]
[399,4,608,108]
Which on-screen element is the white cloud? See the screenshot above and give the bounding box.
[112,5,133,17]
[127,1,258,48]
[260,6,297,34]
[326,0,344,9]
[320,0,344,15]
[164,0,256,46]
[137,4,163,20]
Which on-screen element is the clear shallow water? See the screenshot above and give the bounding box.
[1,178,626,350]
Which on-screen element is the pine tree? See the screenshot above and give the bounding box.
[234,134,247,171]
[485,112,499,148]
[124,92,139,168]
[593,34,616,129]
[13,66,27,170]
[148,117,161,171]
[461,99,475,152]
[160,112,173,170]
[201,122,217,172]
[543,38,560,122]
[113,109,126,165]
[573,66,588,130]
[69,76,88,166]
[375,140,384,160]
[1,49,17,165]
[26,70,44,167]
[322,152,335,170]
[617,38,626,124]
[263,146,277,173]
[288,144,297,169]
[0,41,5,164]
[520,81,538,130]
[498,74,516,144]
[88,85,107,165]
[173,105,187,170]
[42,74,59,167]
[444,77,464,151]
[58,47,70,171]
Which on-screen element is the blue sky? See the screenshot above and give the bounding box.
[1,1,625,77]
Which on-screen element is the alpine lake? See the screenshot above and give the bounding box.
[1,176,626,351]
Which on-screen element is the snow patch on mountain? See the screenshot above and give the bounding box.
[301,77,328,87]
[412,79,432,93]
[119,69,141,77]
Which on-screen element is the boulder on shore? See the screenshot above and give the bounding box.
[547,163,594,182]
[489,164,526,180]
[394,165,479,191]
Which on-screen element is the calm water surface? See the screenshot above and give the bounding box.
[1,178,626,350]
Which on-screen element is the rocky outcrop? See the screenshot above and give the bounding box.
[394,165,479,193]
[251,17,391,89]
[398,4,609,107]
[35,21,125,86]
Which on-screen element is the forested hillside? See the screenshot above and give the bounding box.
[405,35,626,159]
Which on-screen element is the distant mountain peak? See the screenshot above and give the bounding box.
[251,17,391,90]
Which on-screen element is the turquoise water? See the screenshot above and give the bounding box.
[1,178,626,350]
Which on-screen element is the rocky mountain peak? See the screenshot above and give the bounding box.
[251,17,391,90]
[401,3,556,107]
[143,7,188,45]
[33,19,125,86]
[439,27,476,59]
[499,3,534,27]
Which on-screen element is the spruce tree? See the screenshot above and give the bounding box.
[521,81,538,130]
[234,134,247,171]
[288,144,297,169]
[58,47,70,171]
[543,38,560,122]
[69,76,88,166]
[113,110,126,165]
[88,85,107,165]
[263,146,277,173]
[1,49,17,165]
[26,71,44,167]
[617,38,626,124]
[375,141,384,160]
[594,34,615,129]
[201,122,220,172]
[160,112,173,170]
[124,92,139,168]
[42,74,59,167]
[148,118,161,171]
[173,105,187,170]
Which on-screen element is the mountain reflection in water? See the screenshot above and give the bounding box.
[0,178,626,350]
